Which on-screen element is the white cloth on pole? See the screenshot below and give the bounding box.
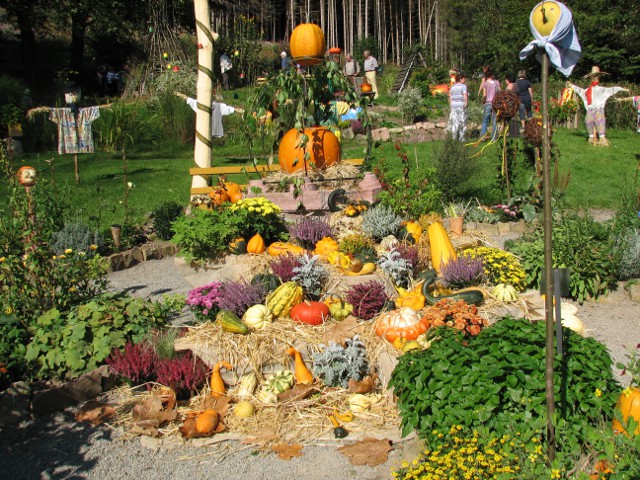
[519,1,581,76]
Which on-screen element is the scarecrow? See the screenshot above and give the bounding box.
[27,82,111,182]
[568,66,629,146]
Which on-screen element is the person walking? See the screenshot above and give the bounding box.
[447,72,468,140]
[343,53,360,84]
[480,70,500,140]
[516,70,534,131]
[220,53,233,90]
[363,50,379,99]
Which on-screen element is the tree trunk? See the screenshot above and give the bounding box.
[17,15,36,86]
[70,11,88,76]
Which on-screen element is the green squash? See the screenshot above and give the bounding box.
[250,273,281,293]
[419,269,484,306]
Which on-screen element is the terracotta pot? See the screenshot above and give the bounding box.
[449,217,464,237]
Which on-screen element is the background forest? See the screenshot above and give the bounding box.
[1,0,639,101]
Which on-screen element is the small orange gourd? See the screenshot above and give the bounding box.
[247,233,266,254]
[195,409,220,434]
[209,188,230,206]
[287,347,314,384]
[210,361,232,397]
[314,237,339,256]
[360,82,372,93]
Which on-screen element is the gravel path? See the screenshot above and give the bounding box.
[1,253,638,479]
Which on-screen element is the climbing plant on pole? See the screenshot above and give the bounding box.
[191,0,216,191]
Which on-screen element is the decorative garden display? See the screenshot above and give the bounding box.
[278,127,341,173]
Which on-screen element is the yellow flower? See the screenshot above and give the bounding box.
[69,286,77,293]
[4,307,13,314]
[595,388,602,397]
[551,468,561,479]
[58,254,66,259]
[64,248,73,254]
[52,255,57,260]
[89,245,98,250]
[0,257,5,263]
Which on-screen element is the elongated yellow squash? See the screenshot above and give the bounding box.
[428,222,457,274]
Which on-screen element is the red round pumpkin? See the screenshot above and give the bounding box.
[290,23,326,67]
[360,82,372,93]
[613,387,640,437]
[328,47,341,55]
[16,166,37,186]
[290,301,330,325]
[278,127,341,173]
[374,307,430,343]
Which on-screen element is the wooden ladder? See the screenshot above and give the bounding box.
[390,52,428,94]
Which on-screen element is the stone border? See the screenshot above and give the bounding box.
[106,242,178,272]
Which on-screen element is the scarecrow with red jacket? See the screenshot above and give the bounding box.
[569,66,629,146]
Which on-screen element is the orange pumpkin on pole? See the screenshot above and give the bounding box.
[290,23,326,67]
[278,127,341,173]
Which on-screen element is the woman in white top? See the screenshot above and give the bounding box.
[448,73,468,140]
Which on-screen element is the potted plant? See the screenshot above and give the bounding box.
[443,200,471,237]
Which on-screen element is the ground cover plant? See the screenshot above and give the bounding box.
[390,317,622,475]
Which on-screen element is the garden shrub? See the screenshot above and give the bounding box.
[171,208,245,263]
[151,201,184,241]
[374,143,442,219]
[0,74,27,133]
[396,86,423,124]
[505,210,619,302]
[25,293,177,379]
[390,318,619,460]
[615,226,640,280]
[433,136,478,202]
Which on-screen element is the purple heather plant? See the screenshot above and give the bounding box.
[346,280,389,321]
[155,351,209,396]
[186,281,223,321]
[217,279,267,317]
[289,217,333,248]
[395,244,419,272]
[270,253,303,282]
[107,341,157,385]
[441,254,485,289]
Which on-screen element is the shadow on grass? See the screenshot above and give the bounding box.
[95,167,158,180]
[0,411,111,479]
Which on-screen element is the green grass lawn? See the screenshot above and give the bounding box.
[4,126,637,233]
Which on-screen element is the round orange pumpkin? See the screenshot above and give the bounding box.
[374,307,430,343]
[612,387,640,437]
[360,81,372,93]
[278,127,341,173]
[328,47,341,54]
[290,301,330,325]
[290,23,326,67]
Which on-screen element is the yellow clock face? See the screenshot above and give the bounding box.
[531,1,562,37]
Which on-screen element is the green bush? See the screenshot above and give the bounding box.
[24,293,175,379]
[171,208,246,263]
[433,136,479,202]
[390,318,619,460]
[396,86,423,124]
[0,74,27,131]
[152,201,184,241]
[505,210,619,302]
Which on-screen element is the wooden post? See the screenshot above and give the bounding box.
[73,154,80,184]
[541,51,556,461]
[192,0,214,192]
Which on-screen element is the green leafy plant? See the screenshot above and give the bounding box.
[228,197,288,244]
[171,208,246,263]
[433,136,478,202]
[389,318,620,465]
[151,201,184,241]
[25,293,176,379]
[505,210,619,302]
[395,86,423,124]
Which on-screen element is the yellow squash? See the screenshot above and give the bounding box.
[428,221,457,274]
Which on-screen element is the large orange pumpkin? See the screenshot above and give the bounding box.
[290,23,326,66]
[374,307,430,343]
[278,127,341,173]
[209,188,230,206]
[612,387,640,437]
[360,81,372,93]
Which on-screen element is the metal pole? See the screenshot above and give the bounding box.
[541,50,556,461]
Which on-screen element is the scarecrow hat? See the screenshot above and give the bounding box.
[584,66,609,78]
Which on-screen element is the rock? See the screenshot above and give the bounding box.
[371,128,390,142]
[0,381,31,427]
[627,282,640,302]
[342,128,355,140]
[31,365,116,416]
[591,282,629,304]
[476,222,500,236]
[511,219,528,233]
[497,222,511,235]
